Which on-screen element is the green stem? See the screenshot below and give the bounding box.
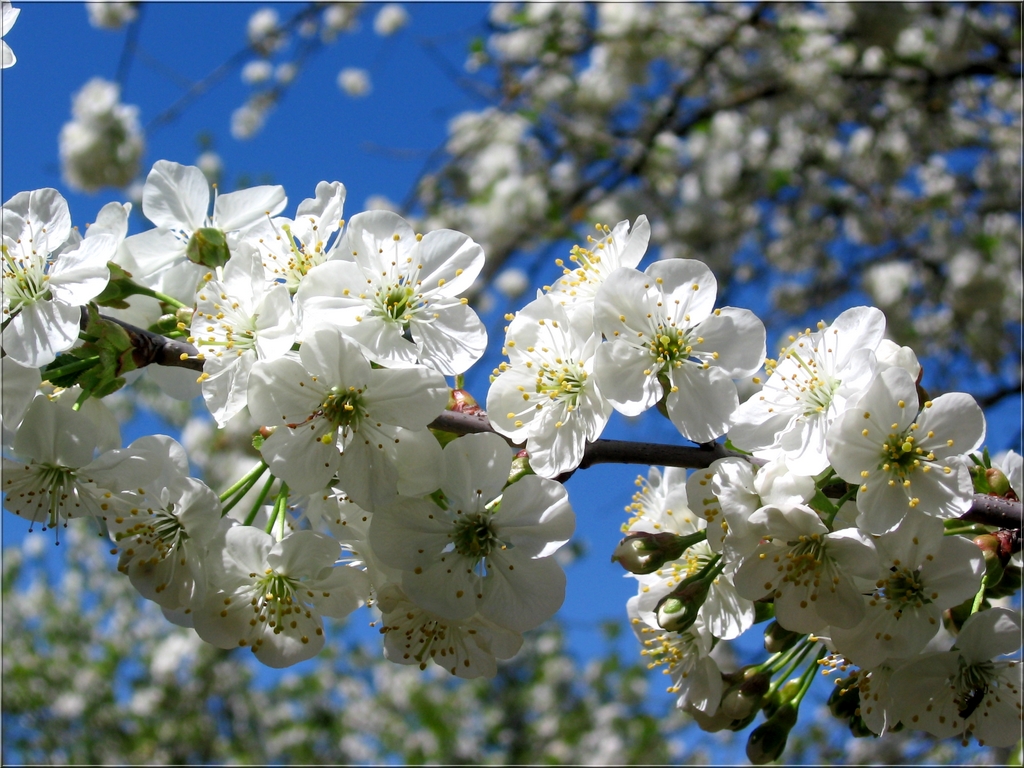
[970,582,986,615]
[791,646,827,708]
[131,283,188,310]
[42,355,101,381]
[219,461,268,504]
[943,525,988,537]
[221,464,270,516]
[265,483,290,534]
[243,473,277,527]
[766,640,814,699]
[824,486,859,528]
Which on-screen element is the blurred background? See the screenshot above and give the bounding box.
[2,3,1020,763]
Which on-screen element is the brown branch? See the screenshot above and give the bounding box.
[429,410,761,480]
[961,494,1023,531]
[82,308,204,372]
[100,319,1022,532]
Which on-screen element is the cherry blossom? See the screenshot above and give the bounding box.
[827,366,985,533]
[593,260,765,443]
[192,527,369,668]
[368,432,575,633]
[296,210,486,375]
[486,294,611,477]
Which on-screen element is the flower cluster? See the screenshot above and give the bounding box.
[611,308,1020,757]
[59,77,144,193]
[2,163,1019,753]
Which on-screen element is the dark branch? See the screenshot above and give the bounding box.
[102,318,1022,532]
[961,494,1023,531]
[82,308,204,372]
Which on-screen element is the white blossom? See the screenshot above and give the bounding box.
[368,433,575,632]
[593,261,765,443]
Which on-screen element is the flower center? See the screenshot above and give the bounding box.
[879,425,935,481]
[376,282,417,324]
[536,360,587,407]
[252,570,301,634]
[954,657,996,718]
[2,243,51,314]
[785,352,841,416]
[880,566,928,609]
[779,533,828,585]
[648,325,695,368]
[321,387,368,430]
[451,512,498,558]
[114,502,187,563]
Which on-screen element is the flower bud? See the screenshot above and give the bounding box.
[151,314,179,333]
[611,530,700,575]
[763,620,802,654]
[186,227,231,268]
[447,387,483,415]
[986,467,1011,496]
[761,677,802,719]
[721,671,771,720]
[655,577,710,633]
[974,533,1006,586]
[506,451,535,485]
[746,703,798,765]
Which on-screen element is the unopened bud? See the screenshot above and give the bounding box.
[721,672,771,720]
[152,313,179,333]
[746,703,798,765]
[611,530,700,575]
[656,578,710,633]
[175,306,195,325]
[186,227,231,268]
[507,452,534,486]
[763,620,802,654]
[985,467,1011,497]
[447,387,483,415]
[974,533,1006,586]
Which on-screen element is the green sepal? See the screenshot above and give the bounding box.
[430,428,462,449]
[252,433,266,451]
[186,227,231,269]
[93,262,139,309]
[41,304,137,399]
[723,437,753,456]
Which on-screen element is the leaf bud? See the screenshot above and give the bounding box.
[746,702,798,765]
[447,387,483,415]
